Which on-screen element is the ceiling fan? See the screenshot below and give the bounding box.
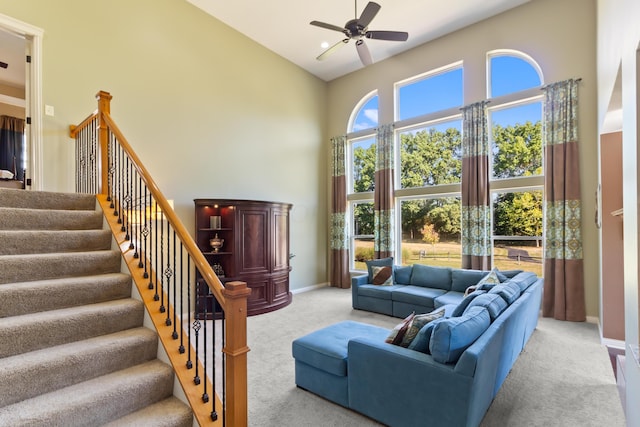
[310,1,409,66]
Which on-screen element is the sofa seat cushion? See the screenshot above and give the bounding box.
[463,293,508,321]
[429,306,491,363]
[434,290,465,308]
[410,264,452,290]
[358,284,404,300]
[392,285,447,307]
[292,321,389,377]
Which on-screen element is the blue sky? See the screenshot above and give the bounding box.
[352,55,542,132]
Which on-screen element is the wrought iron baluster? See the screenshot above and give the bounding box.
[171,230,178,339]
[153,198,159,299]
[193,318,201,385]
[186,258,193,368]
[178,243,185,353]
[164,225,173,326]
[159,202,165,310]
[203,314,209,404]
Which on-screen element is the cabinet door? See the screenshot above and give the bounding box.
[272,207,290,273]
[237,207,269,275]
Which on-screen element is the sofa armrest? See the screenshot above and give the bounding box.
[348,336,476,427]
[351,274,369,287]
[351,274,369,309]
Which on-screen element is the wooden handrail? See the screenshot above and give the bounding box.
[100,112,226,306]
[70,91,249,426]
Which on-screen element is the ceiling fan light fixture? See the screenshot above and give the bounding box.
[310,1,408,66]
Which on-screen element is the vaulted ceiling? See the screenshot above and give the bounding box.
[186,0,531,81]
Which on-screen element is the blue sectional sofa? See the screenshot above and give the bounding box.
[292,264,542,427]
[352,260,524,318]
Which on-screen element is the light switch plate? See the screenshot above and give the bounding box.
[45,105,54,116]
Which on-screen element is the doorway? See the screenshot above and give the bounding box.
[0,12,43,190]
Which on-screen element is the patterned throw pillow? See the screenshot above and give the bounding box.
[399,307,446,347]
[371,266,393,285]
[385,312,415,345]
[464,268,501,296]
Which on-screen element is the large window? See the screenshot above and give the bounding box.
[345,51,545,275]
[347,92,377,270]
[488,51,544,276]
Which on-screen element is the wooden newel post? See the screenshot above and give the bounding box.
[96,91,112,195]
[222,281,251,427]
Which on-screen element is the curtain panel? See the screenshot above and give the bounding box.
[330,135,350,288]
[461,101,491,270]
[542,79,586,321]
[374,124,395,259]
[0,115,26,181]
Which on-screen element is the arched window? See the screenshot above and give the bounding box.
[488,50,542,97]
[487,50,544,276]
[349,91,378,132]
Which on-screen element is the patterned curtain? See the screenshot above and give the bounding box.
[330,135,350,288]
[0,115,26,181]
[374,124,395,259]
[461,101,491,270]
[542,79,586,321]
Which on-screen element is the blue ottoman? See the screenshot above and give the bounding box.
[292,320,390,407]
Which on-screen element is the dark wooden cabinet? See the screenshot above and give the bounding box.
[194,199,292,317]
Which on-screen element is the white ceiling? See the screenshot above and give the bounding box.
[0,0,531,89]
[187,0,531,81]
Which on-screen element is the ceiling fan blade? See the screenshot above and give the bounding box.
[358,2,381,28]
[366,30,409,42]
[356,39,373,66]
[310,20,346,33]
[316,39,350,61]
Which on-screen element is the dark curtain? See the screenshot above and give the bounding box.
[0,115,26,181]
[461,101,491,270]
[330,135,350,288]
[542,79,586,321]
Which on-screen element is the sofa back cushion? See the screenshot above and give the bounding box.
[451,289,487,317]
[488,281,521,304]
[450,268,505,293]
[394,265,413,285]
[463,293,508,322]
[429,306,491,364]
[410,264,452,290]
[507,271,539,293]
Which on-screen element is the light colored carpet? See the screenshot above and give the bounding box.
[238,286,625,427]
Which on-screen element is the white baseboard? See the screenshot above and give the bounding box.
[291,282,330,295]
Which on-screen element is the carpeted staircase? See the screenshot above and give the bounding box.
[0,188,193,426]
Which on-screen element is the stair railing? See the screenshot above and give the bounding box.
[70,91,250,426]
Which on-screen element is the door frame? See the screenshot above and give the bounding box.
[0,13,43,190]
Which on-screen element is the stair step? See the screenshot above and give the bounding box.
[0,229,112,255]
[0,206,103,230]
[103,397,193,427]
[0,327,158,407]
[0,298,144,358]
[0,250,121,285]
[0,188,96,210]
[0,272,131,318]
[0,359,175,427]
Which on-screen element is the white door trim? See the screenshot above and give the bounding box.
[0,13,43,190]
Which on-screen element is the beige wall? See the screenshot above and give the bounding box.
[327,0,599,316]
[0,0,329,291]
